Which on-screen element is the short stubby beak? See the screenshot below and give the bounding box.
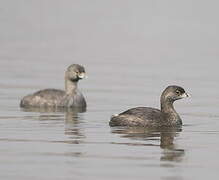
[78,72,87,79]
[181,92,190,98]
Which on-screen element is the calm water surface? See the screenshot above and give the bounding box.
[1,1,219,180]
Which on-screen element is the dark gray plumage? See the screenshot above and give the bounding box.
[20,64,86,108]
[109,85,190,128]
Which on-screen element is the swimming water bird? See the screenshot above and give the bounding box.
[20,64,86,108]
[109,85,189,128]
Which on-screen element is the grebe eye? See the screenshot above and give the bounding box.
[176,90,181,95]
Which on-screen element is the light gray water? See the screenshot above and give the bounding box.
[1,0,219,179]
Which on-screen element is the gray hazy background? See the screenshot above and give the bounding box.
[0,1,219,180]
[1,0,219,65]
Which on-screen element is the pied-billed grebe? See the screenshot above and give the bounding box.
[20,64,86,108]
[109,85,190,127]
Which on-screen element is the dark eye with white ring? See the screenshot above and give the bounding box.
[176,90,181,95]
